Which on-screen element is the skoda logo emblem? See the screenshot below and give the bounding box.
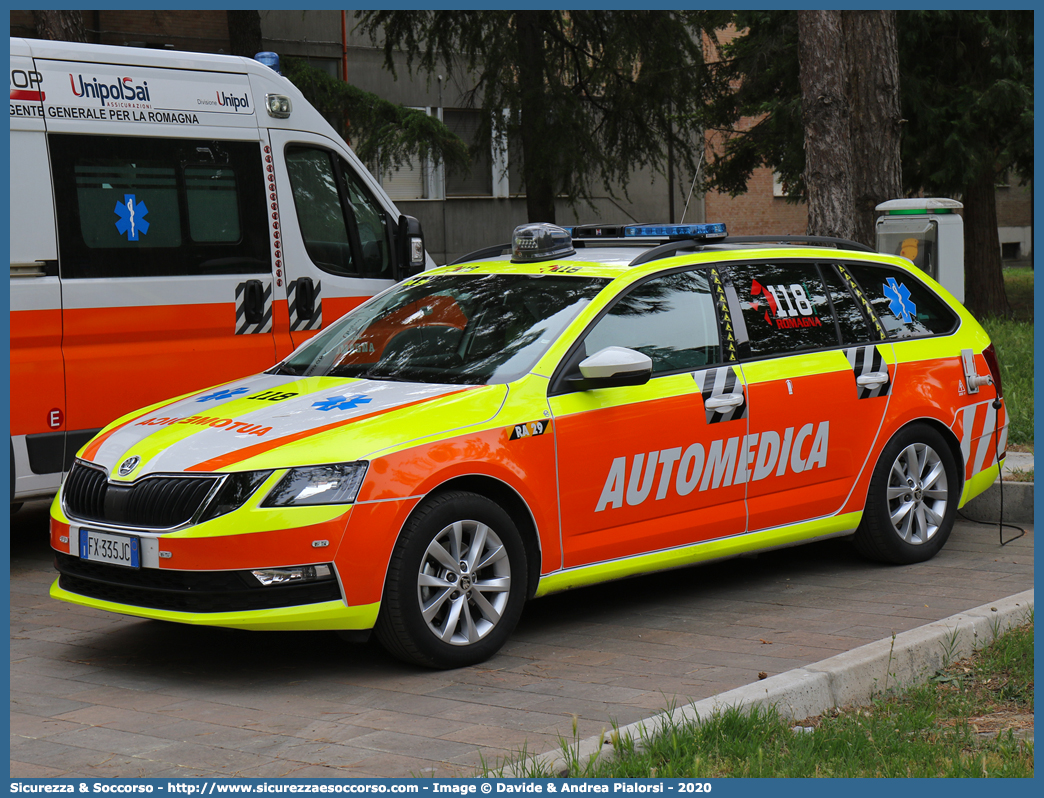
[118,456,140,477]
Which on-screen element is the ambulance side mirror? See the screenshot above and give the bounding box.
[571,346,652,390]
[397,214,426,278]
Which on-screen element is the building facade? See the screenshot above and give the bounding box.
[10,10,1030,266]
[257,10,700,264]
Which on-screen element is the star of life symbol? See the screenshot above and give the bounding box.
[312,394,373,412]
[883,277,916,323]
[114,194,150,241]
[196,387,250,402]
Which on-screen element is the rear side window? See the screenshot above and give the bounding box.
[845,262,959,338]
[49,134,270,278]
[185,166,241,242]
[727,261,839,358]
[820,264,875,344]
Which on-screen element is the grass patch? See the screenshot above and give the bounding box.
[1002,467,1033,483]
[496,621,1033,778]
[1002,266,1034,322]
[975,267,1034,447]
[979,316,1034,447]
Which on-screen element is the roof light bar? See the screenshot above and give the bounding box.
[511,223,576,263]
[624,223,728,239]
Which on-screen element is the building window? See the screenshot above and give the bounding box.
[445,108,493,196]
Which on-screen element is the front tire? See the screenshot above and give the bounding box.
[375,491,527,669]
[854,423,959,564]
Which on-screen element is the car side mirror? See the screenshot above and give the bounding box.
[570,346,653,390]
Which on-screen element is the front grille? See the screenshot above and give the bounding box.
[55,553,342,613]
[64,461,220,528]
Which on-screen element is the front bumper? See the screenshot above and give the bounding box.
[50,577,379,631]
[48,467,422,630]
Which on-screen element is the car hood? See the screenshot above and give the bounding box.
[80,374,505,480]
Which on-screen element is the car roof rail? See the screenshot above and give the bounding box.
[628,233,875,267]
[717,235,876,252]
[449,243,511,265]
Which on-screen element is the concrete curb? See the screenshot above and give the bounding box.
[510,589,1034,777]
[963,480,1034,524]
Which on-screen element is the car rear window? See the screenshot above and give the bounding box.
[844,262,959,338]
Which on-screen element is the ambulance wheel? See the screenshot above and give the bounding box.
[375,490,527,669]
[855,423,958,564]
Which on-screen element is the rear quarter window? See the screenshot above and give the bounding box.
[844,262,959,338]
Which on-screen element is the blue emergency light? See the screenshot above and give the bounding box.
[623,223,728,239]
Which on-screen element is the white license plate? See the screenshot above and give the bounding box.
[79,529,140,568]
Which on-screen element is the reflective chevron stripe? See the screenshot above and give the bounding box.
[694,365,747,424]
[234,281,273,335]
[288,279,322,331]
[956,398,1008,479]
[845,344,891,399]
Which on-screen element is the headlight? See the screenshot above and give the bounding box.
[198,470,272,523]
[261,462,368,507]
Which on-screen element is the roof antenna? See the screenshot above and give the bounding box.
[678,151,704,225]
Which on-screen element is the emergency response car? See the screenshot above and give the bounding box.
[49,223,1007,668]
[10,38,427,508]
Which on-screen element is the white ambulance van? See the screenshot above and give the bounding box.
[10,38,429,506]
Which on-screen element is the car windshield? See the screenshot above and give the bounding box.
[273,272,610,384]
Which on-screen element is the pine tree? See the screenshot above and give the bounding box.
[356,10,729,223]
[700,10,1031,317]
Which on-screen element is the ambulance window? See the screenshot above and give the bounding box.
[185,166,241,242]
[74,161,182,249]
[844,262,959,338]
[582,268,721,374]
[342,164,391,279]
[728,262,839,357]
[49,134,269,279]
[285,147,354,275]
[819,264,874,344]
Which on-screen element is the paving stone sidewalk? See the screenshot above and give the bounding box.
[9,501,1033,778]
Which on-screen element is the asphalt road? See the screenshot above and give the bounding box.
[9,499,1034,778]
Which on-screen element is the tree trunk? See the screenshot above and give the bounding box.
[32,10,87,43]
[963,169,1010,317]
[845,11,903,248]
[798,11,855,240]
[515,11,557,223]
[227,11,263,58]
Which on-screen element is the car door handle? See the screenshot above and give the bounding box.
[856,372,889,387]
[704,393,744,410]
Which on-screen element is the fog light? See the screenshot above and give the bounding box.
[251,564,333,586]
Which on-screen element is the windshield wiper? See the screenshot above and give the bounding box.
[267,362,302,376]
[357,370,418,383]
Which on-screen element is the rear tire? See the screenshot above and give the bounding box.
[854,423,958,564]
[375,490,527,669]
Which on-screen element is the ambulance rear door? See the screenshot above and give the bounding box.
[36,55,284,450]
[267,128,402,347]
[10,44,66,500]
